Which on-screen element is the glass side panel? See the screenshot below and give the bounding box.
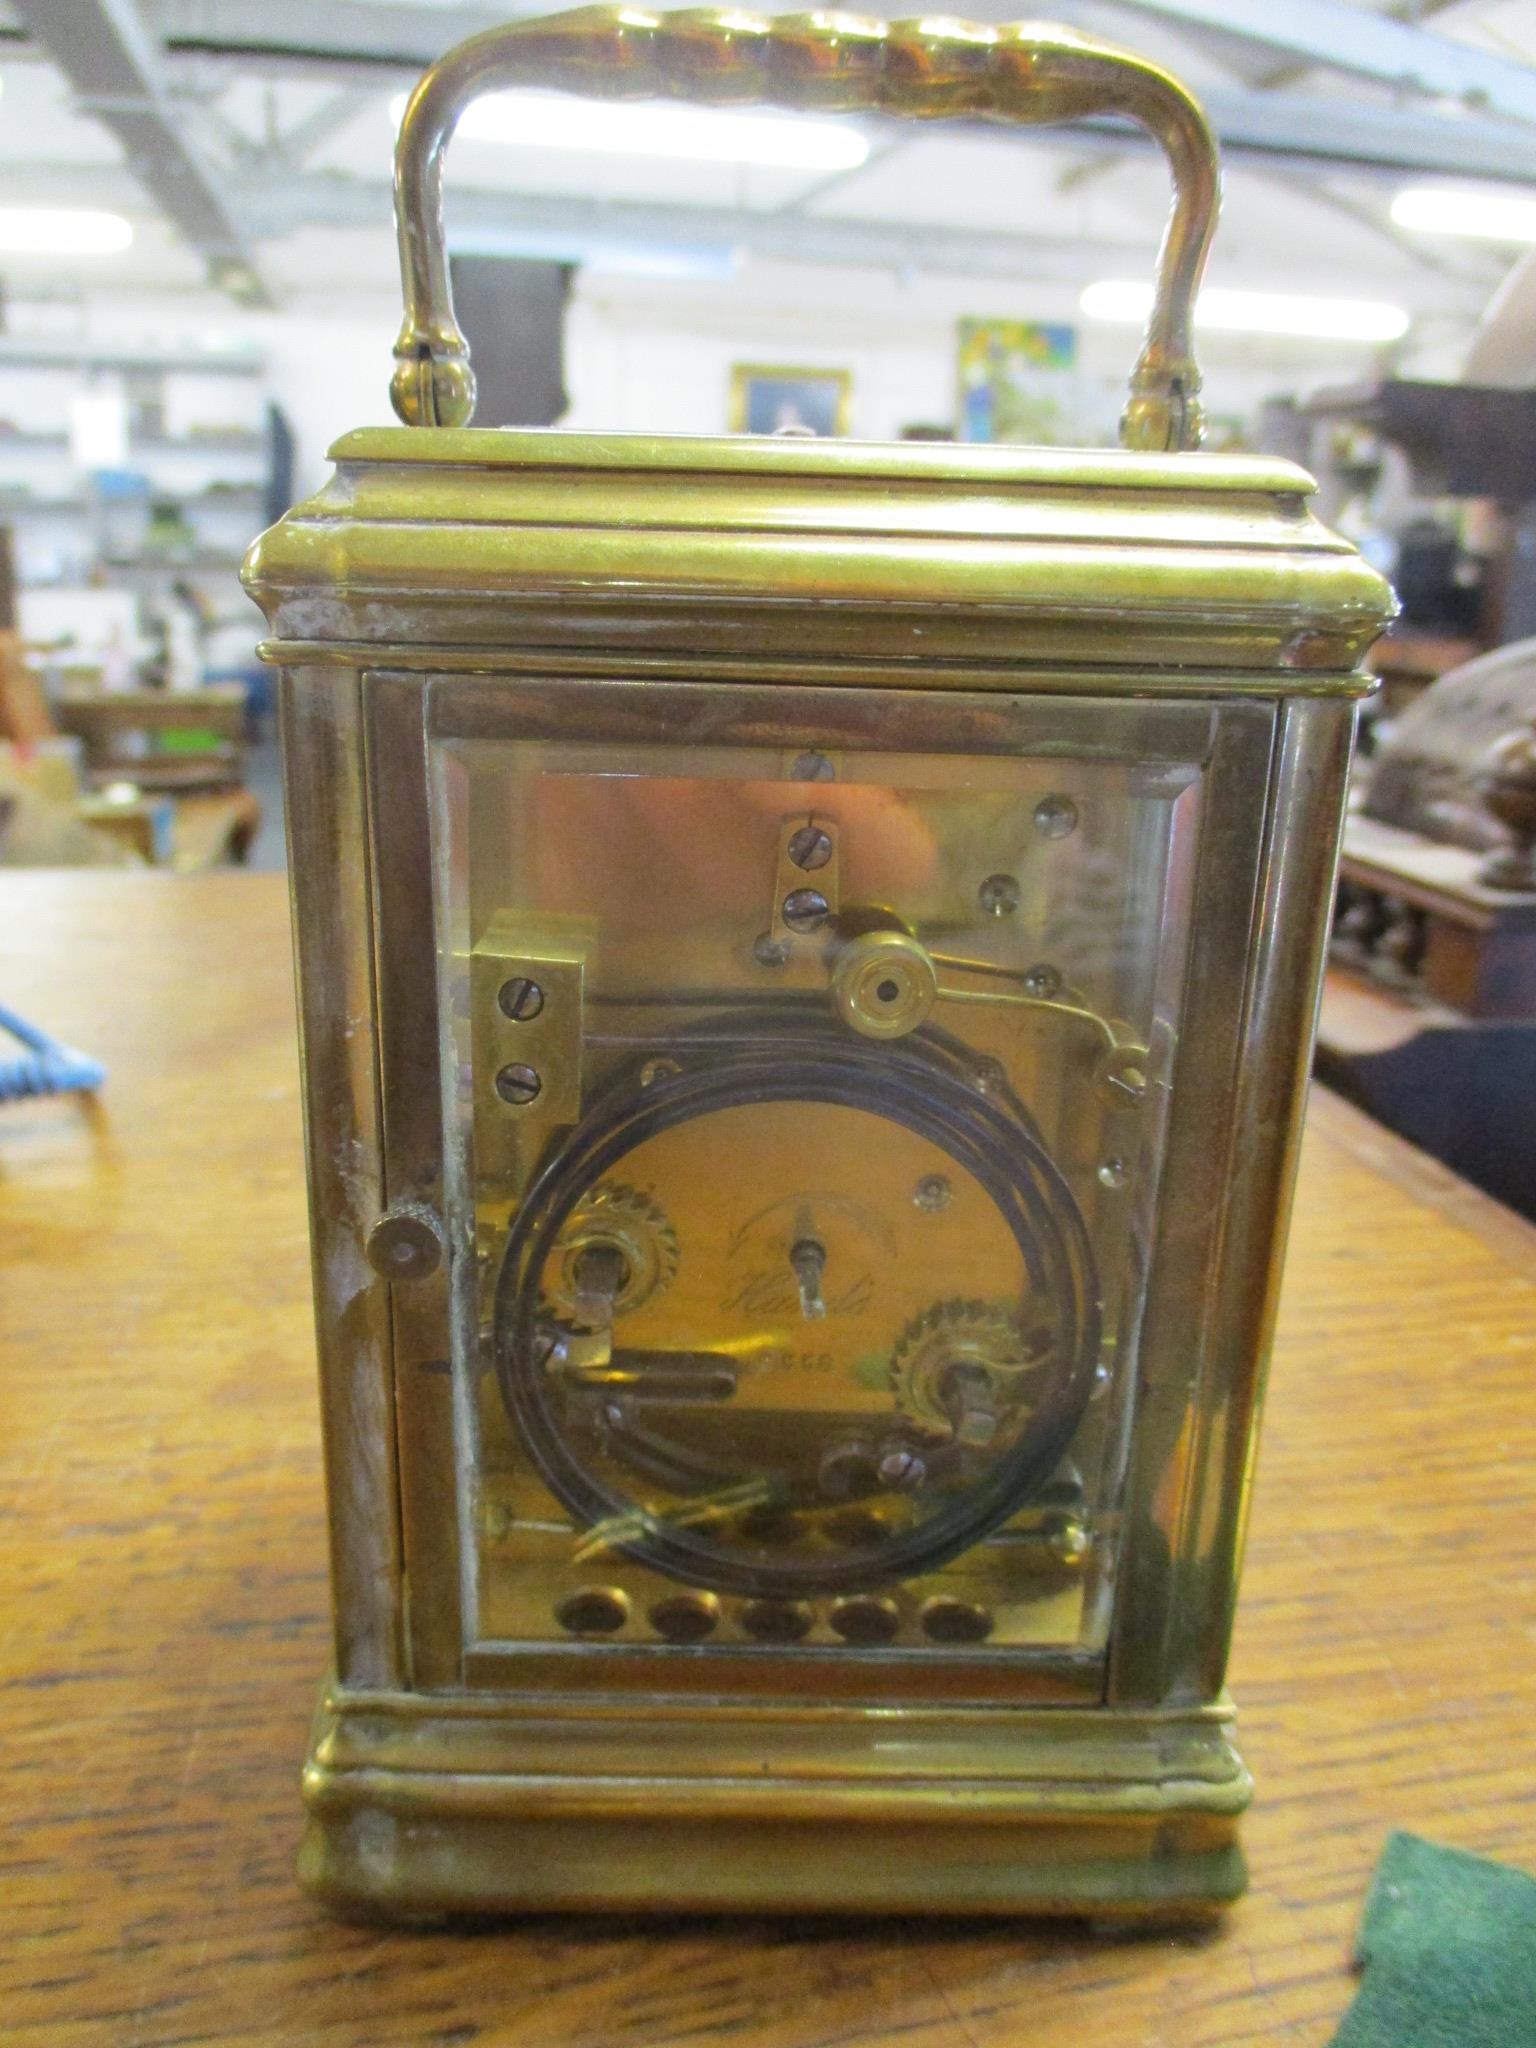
[433,721,1203,1675]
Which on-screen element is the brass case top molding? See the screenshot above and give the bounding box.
[244,429,1393,681]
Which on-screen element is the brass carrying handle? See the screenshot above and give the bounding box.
[391,6,1220,451]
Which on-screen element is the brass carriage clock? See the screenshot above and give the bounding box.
[244,6,1392,1919]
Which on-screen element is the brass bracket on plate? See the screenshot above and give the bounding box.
[470,915,588,1224]
[767,814,841,955]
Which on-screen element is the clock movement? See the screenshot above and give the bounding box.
[243,5,1393,1920]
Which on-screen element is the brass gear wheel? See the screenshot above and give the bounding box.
[889,1299,1048,1447]
[542,1183,679,1326]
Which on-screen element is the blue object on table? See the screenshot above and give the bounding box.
[0,1002,106,1103]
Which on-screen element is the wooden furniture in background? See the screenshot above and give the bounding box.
[3,870,1534,2046]
[167,788,263,869]
[1321,641,1536,1217]
[1365,627,1482,720]
[2,501,259,868]
[52,681,248,791]
[1,670,260,868]
[73,788,170,863]
[1335,813,1536,1019]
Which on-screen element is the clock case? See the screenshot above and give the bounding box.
[241,9,1394,1923]
[246,424,1389,1920]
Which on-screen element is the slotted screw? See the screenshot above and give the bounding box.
[782,888,830,933]
[787,825,834,871]
[495,1062,542,1105]
[497,976,544,1022]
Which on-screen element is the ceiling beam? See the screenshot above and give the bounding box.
[1,158,1493,317]
[1240,0,1469,94]
[131,0,1536,183]
[155,0,505,80]
[12,0,1536,137]
[9,0,274,305]
[6,0,1535,286]
[1096,0,1536,125]
[1198,82,1536,183]
[277,86,381,168]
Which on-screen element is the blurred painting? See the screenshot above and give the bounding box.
[957,319,1078,444]
[730,365,851,438]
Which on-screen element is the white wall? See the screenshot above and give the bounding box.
[251,307,399,491]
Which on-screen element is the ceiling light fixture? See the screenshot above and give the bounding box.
[389,89,868,170]
[1080,280,1409,343]
[0,208,133,257]
[1391,185,1536,243]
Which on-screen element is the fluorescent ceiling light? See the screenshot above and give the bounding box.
[0,208,133,257]
[1392,184,1536,242]
[389,89,867,170]
[1081,280,1409,343]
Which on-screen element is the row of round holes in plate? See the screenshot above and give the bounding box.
[554,1586,995,1647]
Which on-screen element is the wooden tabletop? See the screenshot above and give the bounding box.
[5,871,1535,2048]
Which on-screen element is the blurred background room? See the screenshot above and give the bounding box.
[5,13,1536,2043]
[1,0,1535,1193]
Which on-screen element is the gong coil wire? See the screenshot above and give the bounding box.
[494,1015,1102,1600]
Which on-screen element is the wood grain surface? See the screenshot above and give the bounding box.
[4,870,1534,2048]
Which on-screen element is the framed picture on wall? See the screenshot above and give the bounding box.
[957,318,1078,444]
[729,364,851,438]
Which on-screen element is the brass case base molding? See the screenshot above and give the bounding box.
[299,1687,1251,1921]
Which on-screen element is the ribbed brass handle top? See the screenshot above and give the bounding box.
[391,6,1220,451]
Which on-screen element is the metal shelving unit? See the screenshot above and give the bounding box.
[0,345,286,616]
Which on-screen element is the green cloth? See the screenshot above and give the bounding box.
[1332,1832,1536,2046]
